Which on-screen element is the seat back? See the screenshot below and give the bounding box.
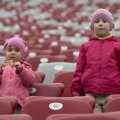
[103,95,120,112]
[0,101,12,114]
[46,111,120,120]
[34,71,45,83]
[29,83,64,97]
[0,96,17,114]
[53,71,74,97]
[26,55,67,71]
[27,49,53,57]
[60,49,79,62]
[24,96,95,110]
[0,114,32,120]
[22,97,93,120]
[37,62,76,83]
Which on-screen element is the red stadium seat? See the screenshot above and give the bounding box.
[53,71,74,97]
[26,55,67,71]
[48,41,72,55]
[103,94,120,112]
[0,96,17,114]
[46,111,120,120]
[27,49,53,57]
[22,96,95,120]
[24,96,95,110]
[60,49,79,62]
[29,83,64,97]
[34,71,45,83]
[0,114,32,120]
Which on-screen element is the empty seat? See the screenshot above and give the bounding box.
[29,83,64,97]
[24,96,95,110]
[22,96,95,120]
[53,71,74,97]
[48,42,73,55]
[27,49,53,57]
[60,49,79,62]
[46,111,120,120]
[0,114,32,120]
[26,55,67,71]
[37,62,76,83]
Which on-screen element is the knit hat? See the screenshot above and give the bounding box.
[4,37,27,57]
[90,9,114,30]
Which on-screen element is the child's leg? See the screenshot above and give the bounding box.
[86,93,110,113]
[94,94,110,113]
[85,93,102,113]
[94,102,103,113]
[14,104,22,114]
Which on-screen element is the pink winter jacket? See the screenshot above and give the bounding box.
[70,36,120,96]
[0,61,35,106]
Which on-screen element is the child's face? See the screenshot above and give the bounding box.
[93,18,111,38]
[5,46,22,61]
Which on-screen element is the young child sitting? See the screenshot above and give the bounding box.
[0,37,35,108]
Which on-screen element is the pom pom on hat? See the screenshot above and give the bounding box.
[90,9,114,30]
[4,37,27,57]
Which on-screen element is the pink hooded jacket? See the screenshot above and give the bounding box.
[0,61,35,106]
[70,36,120,96]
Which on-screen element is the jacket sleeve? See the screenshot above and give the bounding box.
[0,67,3,83]
[19,63,35,87]
[70,45,87,96]
[116,43,120,70]
[0,75,2,84]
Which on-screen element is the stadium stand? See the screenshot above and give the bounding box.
[0,0,120,119]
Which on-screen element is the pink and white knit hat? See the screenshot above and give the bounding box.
[4,37,28,57]
[90,9,114,30]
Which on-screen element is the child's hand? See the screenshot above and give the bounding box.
[12,62,23,73]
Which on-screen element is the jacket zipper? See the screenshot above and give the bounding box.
[10,67,12,79]
[100,40,103,78]
[98,40,103,93]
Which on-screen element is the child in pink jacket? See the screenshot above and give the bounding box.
[0,37,35,107]
[70,9,120,113]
